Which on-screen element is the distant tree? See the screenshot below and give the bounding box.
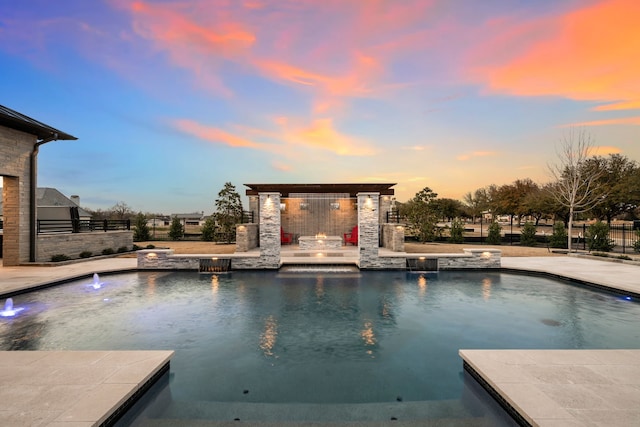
[520,222,537,247]
[582,154,640,223]
[200,217,217,242]
[214,182,243,243]
[463,188,489,223]
[436,198,465,221]
[401,187,441,242]
[110,201,134,220]
[168,216,184,240]
[548,128,605,252]
[133,212,151,241]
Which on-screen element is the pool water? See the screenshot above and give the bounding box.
[1,270,639,423]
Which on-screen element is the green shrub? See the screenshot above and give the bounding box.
[132,244,141,251]
[79,251,92,258]
[145,244,155,249]
[133,212,151,242]
[617,255,632,261]
[520,222,537,247]
[168,216,184,241]
[549,222,568,248]
[51,254,70,262]
[201,217,217,241]
[587,221,615,252]
[449,218,464,244]
[117,246,128,253]
[102,248,115,255]
[486,222,502,245]
[633,230,640,253]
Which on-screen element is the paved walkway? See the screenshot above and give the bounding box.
[0,254,638,426]
[501,255,640,296]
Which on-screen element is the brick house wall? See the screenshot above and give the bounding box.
[0,126,35,265]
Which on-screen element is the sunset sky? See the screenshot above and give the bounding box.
[1,0,639,214]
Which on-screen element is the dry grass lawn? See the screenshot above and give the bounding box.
[134,240,564,257]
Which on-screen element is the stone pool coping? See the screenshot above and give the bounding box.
[460,349,640,427]
[0,255,638,426]
[0,350,173,426]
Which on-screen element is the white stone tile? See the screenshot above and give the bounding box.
[55,382,137,424]
[536,383,610,410]
[494,382,574,421]
[521,364,612,385]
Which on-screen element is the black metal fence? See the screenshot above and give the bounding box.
[37,219,131,234]
[241,211,255,223]
[386,211,403,223]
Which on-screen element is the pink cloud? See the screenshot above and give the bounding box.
[469,0,640,111]
[173,119,265,149]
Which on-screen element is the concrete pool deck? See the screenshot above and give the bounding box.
[0,255,638,426]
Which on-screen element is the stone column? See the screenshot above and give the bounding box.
[379,195,392,224]
[258,192,280,268]
[357,192,379,269]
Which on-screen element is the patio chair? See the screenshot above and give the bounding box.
[281,227,294,245]
[344,225,358,246]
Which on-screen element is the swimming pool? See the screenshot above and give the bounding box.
[1,270,638,424]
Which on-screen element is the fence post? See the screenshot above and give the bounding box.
[103,219,108,232]
[126,219,131,231]
[582,224,586,250]
[622,224,626,254]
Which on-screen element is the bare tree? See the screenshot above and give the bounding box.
[548,128,604,251]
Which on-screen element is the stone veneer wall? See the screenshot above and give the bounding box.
[235,223,258,252]
[0,126,34,265]
[257,192,280,269]
[36,231,133,262]
[137,249,199,269]
[406,249,501,270]
[381,224,405,252]
[357,192,380,269]
[136,248,501,270]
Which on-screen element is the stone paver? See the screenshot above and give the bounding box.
[0,350,173,427]
[460,350,640,427]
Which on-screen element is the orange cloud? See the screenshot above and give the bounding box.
[293,118,375,156]
[472,0,640,110]
[593,146,622,155]
[173,119,264,149]
[593,101,640,112]
[563,117,640,127]
[456,151,497,161]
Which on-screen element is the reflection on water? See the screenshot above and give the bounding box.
[1,270,639,405]
[482,277,492,301]
[417,274,427,297]
[260,315,278,357]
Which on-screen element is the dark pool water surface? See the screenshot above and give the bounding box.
[1,270,639,422]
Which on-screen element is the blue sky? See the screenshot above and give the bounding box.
[1,0,638,214]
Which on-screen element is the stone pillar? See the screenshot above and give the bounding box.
[258,192,280,268]
[248,196,259,223]
[357,192,379,269]
[379,195,392,224]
